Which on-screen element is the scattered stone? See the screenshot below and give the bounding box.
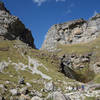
[31,96,42,100]
[19,94,30,100]
[10,89,18,96]
[26,83,32,87]
[35,91,42,97]
[44,81,54,92]
[0,84,4,88]
[47,91,70,100]
[19,77,25,84]
[0,61,9,72]
[20,87,29,95]
[5,81,10,84]
[92,62,100,73]
[30,90,42,97]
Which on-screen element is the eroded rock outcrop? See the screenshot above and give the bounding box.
[59,53,97,83]
[0,1,36,48]
[41,14,100,51]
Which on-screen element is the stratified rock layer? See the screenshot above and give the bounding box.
[41,14,100,51]
[0,2,36,48]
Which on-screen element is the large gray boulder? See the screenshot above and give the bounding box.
[41,14,100,51]
[0,1,36,48]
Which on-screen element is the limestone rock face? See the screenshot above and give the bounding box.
[41,14,100,51]
[0,2,36,48]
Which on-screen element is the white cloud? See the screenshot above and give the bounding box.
[32,0,47,6]
[32,0,66,6]
[56,0,66,2]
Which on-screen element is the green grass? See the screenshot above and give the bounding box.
[0,40,75,95]
[57,36,100,57]
[93,74,100,83]
[85,97,97,100]
[0,40,28,64]
[74,64,95,83]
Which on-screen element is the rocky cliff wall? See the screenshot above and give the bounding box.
[0,2,36,48]
[41,14,100,51]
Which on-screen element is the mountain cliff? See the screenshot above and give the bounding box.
[41,14,100,52]
[0,1,36,48]
[41,13,100,83]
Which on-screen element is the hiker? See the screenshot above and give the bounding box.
[81,85,85,91]
[72,86,74,91]
[76,85,79,91]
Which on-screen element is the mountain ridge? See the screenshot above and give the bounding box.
[0,1,36,48]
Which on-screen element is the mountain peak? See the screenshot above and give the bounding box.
[0,1,10,13]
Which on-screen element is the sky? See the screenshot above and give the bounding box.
[1,0,100,49]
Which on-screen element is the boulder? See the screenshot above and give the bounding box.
[19,94,30,100]
[30,90,42,97]
[47,91,70,100]
[19,77,25,84]
[26,83,32,87]
[44,81,54,92]
[0,61,9,72]
[92,62,100,73]
[9,89,18,96]
[31,96,43,100]
[20,87,29,95]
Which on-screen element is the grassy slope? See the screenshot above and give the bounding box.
[0,40,75,98]
[0,38,100,99]
[57,36,100,56]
